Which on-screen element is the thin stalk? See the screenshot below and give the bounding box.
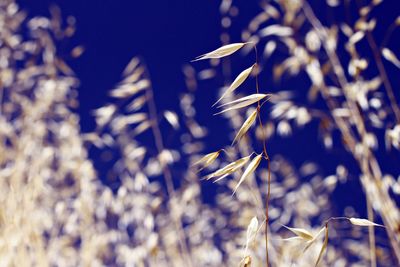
[361,152,377,267]
[367,194,377,267]
[254,44,271,267]
[220,16,270,256]
[365,31,400,123]
[380,20,397,50]
[144,66,193,267]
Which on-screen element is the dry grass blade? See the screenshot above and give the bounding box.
[192,150,221,171]
[232,154,262,195]
[206,155,251,180]
[192,43,248,61]
[382,48,400,68]
[283,225,314,241]
[349,218,384,227]
[315,226,329,267]
[232,109,258,145]
[213,64,255,106]
[216,94,271,114]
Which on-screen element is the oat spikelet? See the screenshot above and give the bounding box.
[216,94,271,114]
[232,154,262,195]
[244,216,258,255]
[213,64,255,106]
[133,121,152,136]
[349,218,384,227]
[163,110,180,130]
[259,25,293,37]
[206,155,251,180]
[382,48,400,69]
[192,43,248,61]
[283,225,314,241]
[192,150,221,171]
[232,109,258,145]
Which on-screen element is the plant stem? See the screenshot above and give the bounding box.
[365,30,400,123]
[367,195,377,267]
[144,65,193,267]
[254,44,271,267]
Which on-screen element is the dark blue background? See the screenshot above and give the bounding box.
[19,0,220,132]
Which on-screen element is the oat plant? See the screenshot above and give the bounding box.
[192,42,275,265]
[189,0,400,265]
